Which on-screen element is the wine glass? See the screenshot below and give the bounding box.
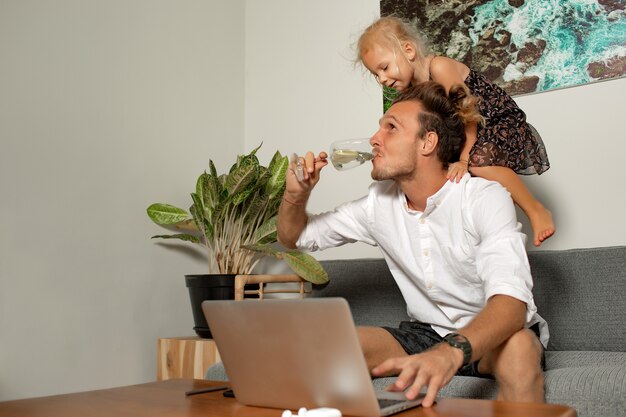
[329,138,374,171]
[290,153,304,181]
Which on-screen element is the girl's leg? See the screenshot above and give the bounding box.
[470,166,555,246]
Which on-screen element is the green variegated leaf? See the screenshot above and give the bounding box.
[252,216,277,245]
[204,161,222,209]
[190,192,209,225]
[256,165,270,185]
[266,196,282,220]
[209,159,218,179]
[250,142,262,155]
[240,153,260,168]
[189,205,207,238]
[266,155,289,198]
[275,182,286,203]
[241,245,329,286]
[234,167,270,206]
[147,204,189,225]
[282,250,329,284]
[210,196,230,226]
[204,219,215,243]
[232,143,262,172]
[232,186,256,206]
[151,233,201,244]
[202,179,216,212]
[241,243,279,257]
[229,159,238,174]
[232,153,254,173]
[243,191,267,224]
[244,142,262,163]
[267,150,282,173]
[225,164,257,196]
[174,219,199,232]
[196,172,206,201]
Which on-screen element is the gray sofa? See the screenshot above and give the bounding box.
[206,246,626,417]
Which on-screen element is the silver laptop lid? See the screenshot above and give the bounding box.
[202,298,384,417]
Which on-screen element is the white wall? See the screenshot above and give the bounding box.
[244,0,384,261]
[515,79,626,250]
[0,0,244,400]
[1,0,625,402]
[245,1,626,260]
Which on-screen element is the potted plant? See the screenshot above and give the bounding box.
[147,143,328,337]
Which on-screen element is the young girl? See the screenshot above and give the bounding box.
[356,16,554,247]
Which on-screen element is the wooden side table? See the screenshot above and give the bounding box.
[157,337,221,380]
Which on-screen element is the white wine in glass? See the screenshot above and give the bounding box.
[329,138,374,171]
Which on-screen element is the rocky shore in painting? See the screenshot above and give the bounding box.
[588,56,626,79]
[380,0,626,95]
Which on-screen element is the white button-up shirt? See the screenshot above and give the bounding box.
[297,174,549,347]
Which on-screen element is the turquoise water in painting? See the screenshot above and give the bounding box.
[469,0,626,92]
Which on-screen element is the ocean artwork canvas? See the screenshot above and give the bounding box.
[380,0,626,96]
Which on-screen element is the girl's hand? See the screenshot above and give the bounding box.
[446,160,469,183]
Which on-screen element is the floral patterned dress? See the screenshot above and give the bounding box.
[464,69,550,175]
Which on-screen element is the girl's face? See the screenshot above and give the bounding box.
[361,40,416,92]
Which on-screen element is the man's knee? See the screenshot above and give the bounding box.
[489,329,546,402]
[494,329,544,381]
[479,329,543,375]
[357,326,406,372]
[357,326,404,355]
[507,329,543,363]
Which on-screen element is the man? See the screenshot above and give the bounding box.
[277,82,548,408]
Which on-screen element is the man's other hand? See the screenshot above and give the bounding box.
[371,343,463,407]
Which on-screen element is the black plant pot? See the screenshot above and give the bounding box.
[185,274,258,338]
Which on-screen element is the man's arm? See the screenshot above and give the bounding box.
[277,151,328,249]
[277,191,310,249]
[462,178,533,360]
[455,294,526,364]
[371,295,525,406]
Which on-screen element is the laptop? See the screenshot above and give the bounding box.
[202,297,424,417]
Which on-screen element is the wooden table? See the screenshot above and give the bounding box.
[0,379,576,417]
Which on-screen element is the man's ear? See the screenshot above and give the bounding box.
[402,41,416,61]
[421,131,438,155]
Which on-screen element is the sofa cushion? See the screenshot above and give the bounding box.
[545,351,626,369]
[371,351,626,417]
[205,362,228,381]
[373,366,626,417]
[529,246,626,351]
[544,364,626,417]
[372,375,498,399]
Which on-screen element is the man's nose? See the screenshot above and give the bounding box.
[370,132,381,147]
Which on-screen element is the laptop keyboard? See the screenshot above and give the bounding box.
[377,398,407,409]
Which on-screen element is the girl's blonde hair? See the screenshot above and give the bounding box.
[356,16,429,67]
[448,83,484,125]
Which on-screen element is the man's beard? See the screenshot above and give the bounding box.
[370,160,415,181]
[370,145,418,181]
